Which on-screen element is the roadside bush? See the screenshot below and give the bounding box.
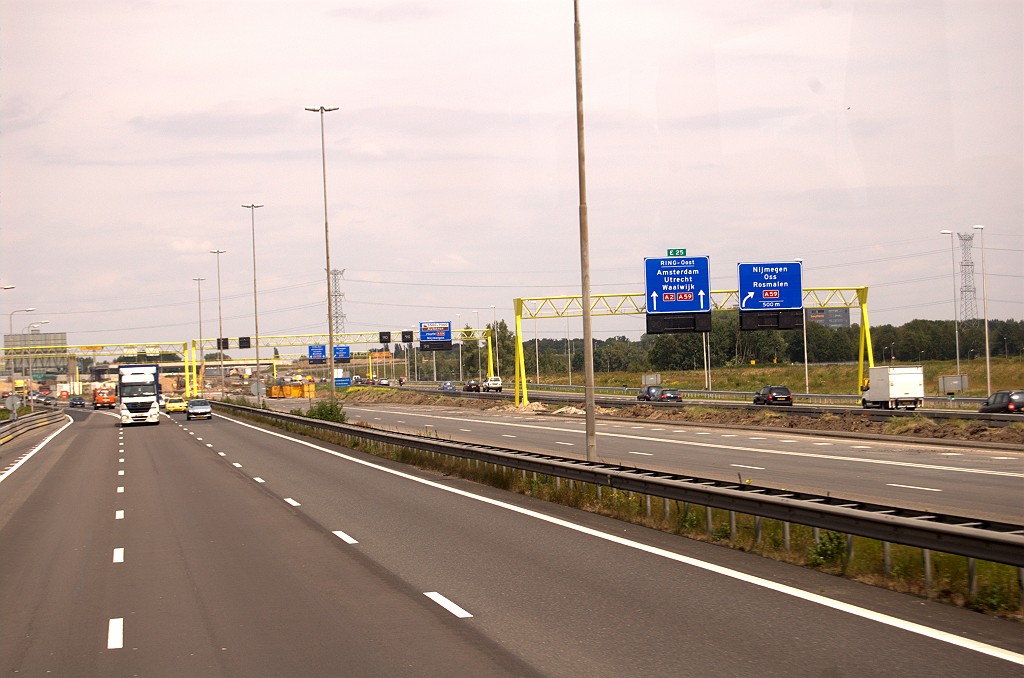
[306,400,347,423]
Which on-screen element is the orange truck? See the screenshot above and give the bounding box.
[92,388,116,410]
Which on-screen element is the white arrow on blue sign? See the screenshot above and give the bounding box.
[737,262,803,310]
[644,256,711,314]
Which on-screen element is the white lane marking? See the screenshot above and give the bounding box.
[332,530,359,544]
[651,428,665,431]
[218,452,226,457]
[424,592,473,618]
[992,457,1015,460]
[555,441,574,446]
[852,445,872,449]
[630,426,644,429]
[628,451,654,456]
[115,510,124,520]
[118,459,124,463]
[284,498,301,506]
[118,470,124,476]
[812,442,833,446]
[731,464,765,470]
[232,463,243,468]
[749,437,766,440]
[887,483,942,492]
[189,432,195,436]
[940,453,962,457]
[781,440,796,443]
[346,406,1022,478]
[113,548,124,563]
[221,413,1024,667]
[118,442,123,446]
[206,444,214,448]
[721,434,737,438]
[116,486,124,493]
[107,618,124,649]
[502,434,516,438]
[672,430,687,433]
[253,477,266,483]
[196,438,203,441]
[696,432,711,436]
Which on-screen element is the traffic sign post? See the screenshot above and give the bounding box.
[737,262,803,310]
[308,345,327,365]
[418,321,453,351]
[644,255,711,334]
[737,262,804,331]
[644,256,711,314]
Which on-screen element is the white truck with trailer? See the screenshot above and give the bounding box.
[118,364,161,425]
[860,365,924,410]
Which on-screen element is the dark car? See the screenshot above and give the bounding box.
[753,385,793,406]
[440,381,455,392]
[978,390,1024,414]
[656,389,682,402]
[41,395,58,407]
[463,379,481,392]
[637,385,663,401]
[69,395,86,408]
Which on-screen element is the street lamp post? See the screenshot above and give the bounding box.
[573,0,597,462]
[473,310,481,379]
[455,313,463,382]
[795,258,809,393]
[192,277,205,396]
[490,304,499,378]
[972,225,991,394]
[210,249,227,396]
[939,230,961,380]
[306,105,340,401]
[242,203,264,405]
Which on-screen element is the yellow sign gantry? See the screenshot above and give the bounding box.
[512,287,873,405]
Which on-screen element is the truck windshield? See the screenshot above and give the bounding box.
[121,384,156,397]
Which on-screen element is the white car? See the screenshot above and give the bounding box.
[378,377,391,386]
[482,376,503,392]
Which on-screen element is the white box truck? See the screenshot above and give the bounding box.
[861,365,924,410]
[118,364,161,425]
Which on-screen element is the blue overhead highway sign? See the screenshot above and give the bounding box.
[738,262,803,311]
[308,345,327,365]
[644,256,711,314]
[334,345,350,360]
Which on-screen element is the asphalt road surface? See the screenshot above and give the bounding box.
[340,402,1024,523]
[1,408,1022,676]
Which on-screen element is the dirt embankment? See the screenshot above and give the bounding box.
[327,389,1024,447]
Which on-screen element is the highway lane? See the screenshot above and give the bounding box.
[341,403,1024,523]
[0,409,538,676]
[1,408,1022,676]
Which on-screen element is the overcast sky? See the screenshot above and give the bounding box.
[2,0,1021,353]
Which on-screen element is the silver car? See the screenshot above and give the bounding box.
[185,398,213,421]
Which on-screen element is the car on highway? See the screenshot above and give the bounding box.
[378,377,391,387]
[482,376,503,392]
[440,381,455,391]
[655,389,682,402]
[637,385,663,401]
[978,390,1024,414]
[165,396,187,413]
[463,379,481,392]
[40,395,58,407]
[753,385,793,406]
[69,395,86,408]
[185,398,212,421]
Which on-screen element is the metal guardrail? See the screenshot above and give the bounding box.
[524,383,988,409]
[0,409,67,446]
[215,402,1024,568]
